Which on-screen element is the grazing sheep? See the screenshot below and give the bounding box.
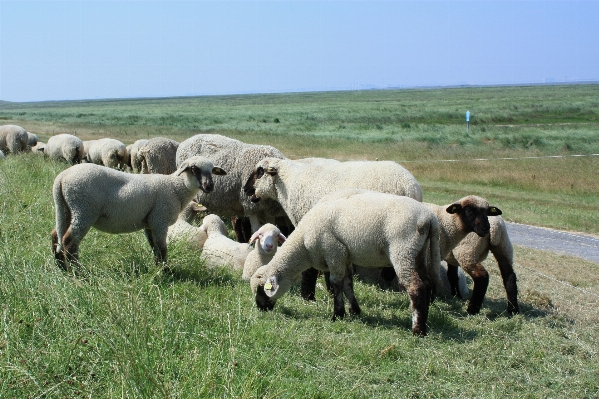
[0,125,29,154]
[45,134,84,164]
[85,138,128,169]
[31,141,46,155]
[198,214,254,271]
[26,132,38,149]
[139,137,179,175]
[242,224,287,281]
[244,156,423,299]
[176,134,288,242]
[127,139,149,173]
[251,190,441,336]
[166,200,208,250]
[51,156,227,270]
[445,215,518,315]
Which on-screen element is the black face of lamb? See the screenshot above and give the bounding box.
[192,166,214,193]
[255,285,275,311]
[243,168,261,197]
[462,206,491,237]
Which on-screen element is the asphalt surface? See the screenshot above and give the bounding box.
[506,222,599,265]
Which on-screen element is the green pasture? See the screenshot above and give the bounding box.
[1,85,598,397]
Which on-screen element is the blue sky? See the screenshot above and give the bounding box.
[1,1,597,102]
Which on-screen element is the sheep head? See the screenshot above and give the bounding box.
[243,158,279,203]
[249,224,286,254]
[177,156,227,193]
[446,195,502,237]
[250,266,278,311]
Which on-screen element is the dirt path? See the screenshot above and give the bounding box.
[506,222,599,264]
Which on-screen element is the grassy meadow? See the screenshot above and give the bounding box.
[1,84,598,397]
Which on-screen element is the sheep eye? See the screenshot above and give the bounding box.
[256,167,265,179]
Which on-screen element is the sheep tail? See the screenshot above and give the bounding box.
[53,177,67,253]
[427,216,443,300]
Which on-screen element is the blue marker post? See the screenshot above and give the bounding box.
[466,110,470,135]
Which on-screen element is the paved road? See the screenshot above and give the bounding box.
[506,222,599,264]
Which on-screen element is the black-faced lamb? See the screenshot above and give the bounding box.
[51,156,227,270]
[139,137,179,175]
[250,190,441,336]
[176,134,289,242]
[45,134,84,164]
[0,125,29,154]
[445,215,518,315]
[242,223,287,281]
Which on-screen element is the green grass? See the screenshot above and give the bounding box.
[1,85,599,397]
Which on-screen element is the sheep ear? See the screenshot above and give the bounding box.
[248,231,260,245]
[175,161,190,176]
[446,204,462,214]
[192,203,207,212]
[278,233,287,243]
[488,206,502,216]
[265,166,278,176]
[212,166,227,176]
[263,276,279,297]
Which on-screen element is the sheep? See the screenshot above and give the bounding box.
[128,139,149,173]
[26,132,38,149]
[0,124,29,154]
[242,224,287,281]
[244,156,423,299]
[445,215,518,315]
[45,134,84,164]
[51,155,227,271]
[250,190,442,336]
[198,214,254,271]
[31,141,46,155]
[176,134,289,242]
[166,200,208,250]
[84,138,128,169]
[139,137,179,175]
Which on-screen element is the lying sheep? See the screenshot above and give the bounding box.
[139,137,179,175]
[242,224,287,281]
[45,134,84,164]
[0,125,28,154]
[127,139,148,173]
[251,190,442,336]
[176,134,289,242]
[198,214,253,271]
[51,156,227,270]
[244,156,423,300]
[85,138,128,169]
[445,215,518,315]
[166,200,208,250]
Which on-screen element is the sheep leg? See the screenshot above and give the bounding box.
[407,270,429,337]
[231,216,252,243]
[144,228,167,264]
[446,262,463,299]
[51,228,68,271]
[328,274,346,320]
[343,273,361,316]
[494,254,519,314]
[466,263,489,315]
[300,268,319,301]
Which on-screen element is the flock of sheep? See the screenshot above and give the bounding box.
[1,123,519,336]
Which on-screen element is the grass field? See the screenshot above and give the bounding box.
[1,85,598,397]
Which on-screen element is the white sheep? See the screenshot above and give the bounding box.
[0,125,29,154]
[166,200,208,250]
[139,137,179,175]
[445,215,518,315]
[84,138,128,169]
[45,134,84,164]
[31,141,46,155]
[250,190,442,336]
[122,139,147,172]
[197,214,254,271]
[242,223,287,281]
[51,156,227,270]
[176,134,289,242]
[244,156,423,300]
